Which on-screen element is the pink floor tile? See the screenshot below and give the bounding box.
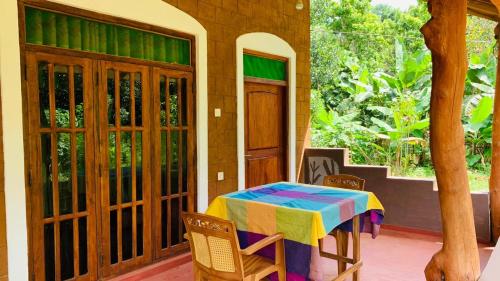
[111,229,493,281]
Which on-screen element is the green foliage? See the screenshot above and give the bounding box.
[311,0,498,178]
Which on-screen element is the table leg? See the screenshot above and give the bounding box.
[335,229,348,274]
[352,215,361,281]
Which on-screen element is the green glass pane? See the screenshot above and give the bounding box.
[54,65,70,128]
[182,130,188,193]
[122,207,133,261]
[77,133,86,212]
[136,132,143,201]
[134,73,142,127]
[44,224,55,281]
[181,78,187,126]
[160,76,167,127]
[60,220,74,280]
[161,200,167,249]
[41,134,53,218]
[57,133,72,215]
[107,69,116,127]
[243,54,286,81]
[38,62,50,128]
[161,132,167,196]
[170,197,180,245]
[169,79,178,127]
[121,132,132,203]
[78,217,88,275]
[74,66,84,128]
[137,205,143,256]
[110,210,118,264]
[170,131,179,194]
[109,133,117,206]
[119,72,131,126]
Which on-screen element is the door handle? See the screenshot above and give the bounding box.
[245,154,252,157]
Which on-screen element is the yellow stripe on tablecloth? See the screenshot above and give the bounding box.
[367,192,385,212]
[206,196,229,220]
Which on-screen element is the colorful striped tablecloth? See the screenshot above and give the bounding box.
[206,182,385,281]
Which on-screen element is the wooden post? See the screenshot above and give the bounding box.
[489,6,500,244]
[421,0,481,280]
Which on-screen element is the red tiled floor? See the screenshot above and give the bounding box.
[111,229,493,281]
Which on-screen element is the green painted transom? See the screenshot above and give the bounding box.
[25,7,191,66]
[243,54,286,81]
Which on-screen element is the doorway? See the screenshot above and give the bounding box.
[244,82,288,188]
[25,48,195,280]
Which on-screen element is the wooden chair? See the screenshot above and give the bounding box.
[320,174,365,281]
[182,212,286,281]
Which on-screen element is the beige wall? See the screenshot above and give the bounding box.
[162,0,312,201]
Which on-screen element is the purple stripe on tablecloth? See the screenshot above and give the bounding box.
[302,193,349,204]
[274,190,310,198]
[338,198,355,222]
[237,230,311,281]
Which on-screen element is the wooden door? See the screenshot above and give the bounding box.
[98,61,151,276]
[245,82,287,188]
[26,52,98,281]
[152,68,195,258]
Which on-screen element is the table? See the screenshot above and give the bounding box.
[206,182,384,281]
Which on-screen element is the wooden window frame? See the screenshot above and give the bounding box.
[18,1,198,280]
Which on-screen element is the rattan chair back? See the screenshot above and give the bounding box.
[323,174,366,191]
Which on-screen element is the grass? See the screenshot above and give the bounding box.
[402,166,489,193]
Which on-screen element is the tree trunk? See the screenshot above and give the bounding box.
[489,6,500,244]
[421,0,481,280]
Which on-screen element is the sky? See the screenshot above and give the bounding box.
[371,0,418,10]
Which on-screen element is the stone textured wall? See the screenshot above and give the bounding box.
[162,0,311,201]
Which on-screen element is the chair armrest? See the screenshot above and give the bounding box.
[240,233,284,256]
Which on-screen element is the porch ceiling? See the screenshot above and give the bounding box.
[468,0,500,21]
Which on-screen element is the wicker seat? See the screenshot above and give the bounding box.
[320,174,365,281]
[182,212,286,281]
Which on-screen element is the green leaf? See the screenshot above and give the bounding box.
[409,118,430,130]
[470,82,495,94]
[470,96,494,126]
[371,117,394,132]
[367,106,393,116]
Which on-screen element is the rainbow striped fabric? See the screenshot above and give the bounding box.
[206,182,385,281]
[207,182,384,246]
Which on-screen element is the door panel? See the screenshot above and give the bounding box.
[152,68,195,258]
[245,83,287,188]
[98,61,151,276]
[26,52,97,281]
[27,54,196,280]
[247,92,280,149]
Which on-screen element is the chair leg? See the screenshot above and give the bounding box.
[335,229,349,275]
[276,238,286,281]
